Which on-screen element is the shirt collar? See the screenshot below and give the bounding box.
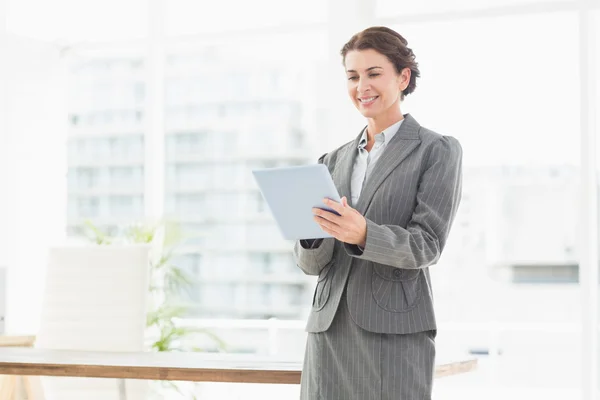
[357,118,405,150]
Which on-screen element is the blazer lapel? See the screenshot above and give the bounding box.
[355,114,422,215]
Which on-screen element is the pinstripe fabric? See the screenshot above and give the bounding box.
[293,114,462,399]
[300,290,436,400]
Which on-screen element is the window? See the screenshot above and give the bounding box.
[200,283,237,308]
[77,197,100,217]
[287,284,304,306]
[109,167,142,188]
[173,254,203,277]
[249,253,273,274]
[210,193,242,217]
[66,29,323,326]
[213,163,243,188]
[109,136,144,160]
[246,284,272,307]
[72,168,99,189]
[173,194,207,218]
[179,223,209,247]
[166,132,210,156]
[167,164,211,189]
[109,195,143,217]
[387,9,586,397]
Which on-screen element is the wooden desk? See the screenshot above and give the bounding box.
[0,335,37,399]
[0,348,477,399]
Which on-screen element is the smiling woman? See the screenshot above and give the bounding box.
[345,51,407,119]
[293,26,463,400]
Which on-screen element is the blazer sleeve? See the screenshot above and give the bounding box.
[293,152,336,276]
[344,136,463,269]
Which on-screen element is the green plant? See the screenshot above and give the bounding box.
[82,219,227,353]
[84,220,227,398]
[146,303,226,352]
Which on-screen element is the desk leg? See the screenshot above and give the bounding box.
[117,379,127,400]
[0,375,16,399]
[23,376,45,400]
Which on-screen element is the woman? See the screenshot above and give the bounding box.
[293,26,463,400]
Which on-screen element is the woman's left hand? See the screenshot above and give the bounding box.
[313,197,367,247]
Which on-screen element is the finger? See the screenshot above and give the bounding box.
[323,198,345,215]
[313,208,341,223]
[318,223,341,239]
[341,196,348,207]
[314,214,339,228]
[314,211,341,227]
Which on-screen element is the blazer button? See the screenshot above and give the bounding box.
[393,269,402,278]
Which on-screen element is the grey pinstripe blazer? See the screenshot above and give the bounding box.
[293,114,462,334]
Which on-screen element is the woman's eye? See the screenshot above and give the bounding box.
[348,76,358,81]
[369,73,380,78]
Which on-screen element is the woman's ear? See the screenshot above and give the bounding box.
[399,67,411,91]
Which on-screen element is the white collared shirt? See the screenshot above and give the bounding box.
[350,119,404,206]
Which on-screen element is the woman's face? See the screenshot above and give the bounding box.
[344,49,409,119]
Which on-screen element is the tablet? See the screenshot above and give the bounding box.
[252,164,342,240]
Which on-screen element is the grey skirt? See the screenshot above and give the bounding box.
[300,290,436,400]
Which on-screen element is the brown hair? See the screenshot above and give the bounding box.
[340,26,420,100]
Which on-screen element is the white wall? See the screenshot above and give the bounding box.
[0,0,8,266]
[3,34,67,334]
[0,0,9,335]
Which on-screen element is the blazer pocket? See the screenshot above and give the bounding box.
[312,261,335,311]
[371,265,422,313]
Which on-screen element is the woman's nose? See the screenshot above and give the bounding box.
[357,78,370,93]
